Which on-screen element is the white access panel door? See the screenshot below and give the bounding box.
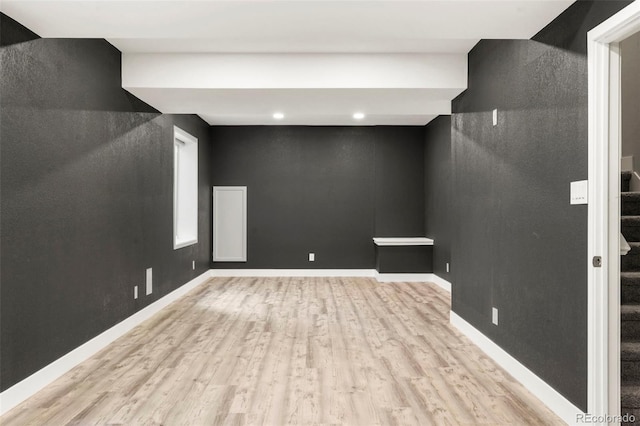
[213,186,247,262]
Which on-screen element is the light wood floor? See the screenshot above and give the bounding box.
[2,277,563,425]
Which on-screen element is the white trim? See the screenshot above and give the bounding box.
[621,233,631,256]
[425,274,452,292]
[607,41,622,421]
[450,312,583,425]
[372,237,434,246]
[210,269,375,277]
[174,237,198,250]
[374,272,431,282]
[173,126,198,145]
[173,126,198,250]
[0,270,212,416]
[374,272,451,292]
[587,2,640,419]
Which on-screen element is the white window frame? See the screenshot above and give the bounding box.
[173,126,198,250]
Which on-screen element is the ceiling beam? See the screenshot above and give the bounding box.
[122,53,467,89]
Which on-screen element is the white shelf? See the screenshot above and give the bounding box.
[373,237,434,246]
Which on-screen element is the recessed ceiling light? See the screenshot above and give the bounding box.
[273,112,284,120]
[353,112,365,120]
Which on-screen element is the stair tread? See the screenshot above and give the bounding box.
[622,342,640,360]
[622,384,640,408]
[622,192,640,216]
[622,216,640,241]
[622,383,640,390]
[623,172,632,192]
[622,304,640,320]
[623,272,640,288]
[622,272,640,288]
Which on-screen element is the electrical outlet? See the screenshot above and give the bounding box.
[134,286,138,299]
[492,109,498,126]
[446,262,450,273]
[492,307,499,325]
[309,253,315,262]
[146,268,153,295]
[192,260,196,270]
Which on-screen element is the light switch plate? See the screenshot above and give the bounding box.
[570,180,588,205]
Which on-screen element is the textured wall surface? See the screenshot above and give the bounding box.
[0,14,212,391]
[424,115,452,281]
[373,127,426,237]
[210,126,425,269]
[450,1,632,410]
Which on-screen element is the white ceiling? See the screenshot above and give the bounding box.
[1,0,574,126]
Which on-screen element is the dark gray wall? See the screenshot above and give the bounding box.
[424,115,452,281]
[210,126,425,269]
[374,128,426,237]
[450,1,632,410]
[0,13,212,391]
[0,12,38,46]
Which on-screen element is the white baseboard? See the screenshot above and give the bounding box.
[210,269,375,277]
[425,274,452,292]
[0,270,213,416]
[450,311,583,425]
[374,272,451,292]
[374,272,431,282]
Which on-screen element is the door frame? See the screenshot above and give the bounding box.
[588,1,640,419]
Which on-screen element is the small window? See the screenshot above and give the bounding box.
[173,126,198,249]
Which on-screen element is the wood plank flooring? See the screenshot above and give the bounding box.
[1,277,563,425]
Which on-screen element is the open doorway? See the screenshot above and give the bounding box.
[620,29,640,421]
[588,2,640,421]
